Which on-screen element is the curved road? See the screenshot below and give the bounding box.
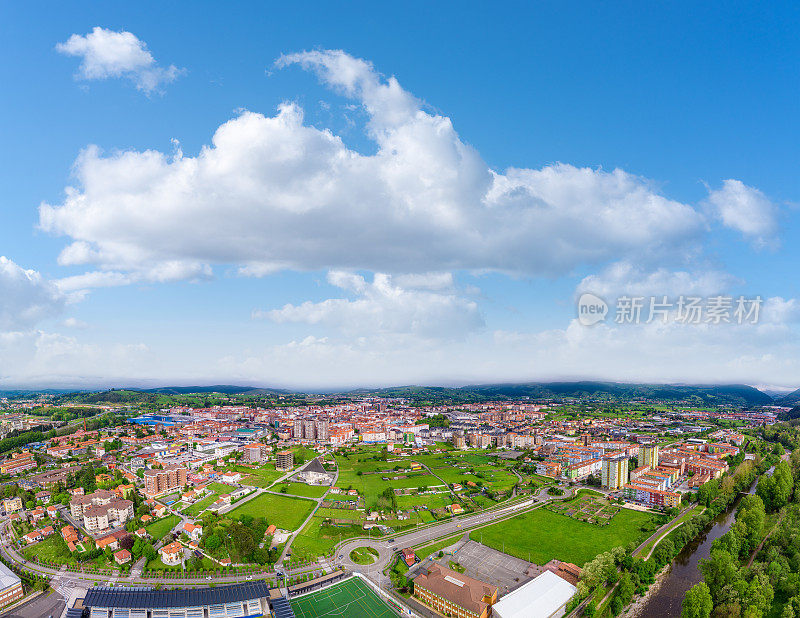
[333,485,575,588]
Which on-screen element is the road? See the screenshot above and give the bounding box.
[278,463,339,563]
[332,485,567,588]
[0,471,585,612]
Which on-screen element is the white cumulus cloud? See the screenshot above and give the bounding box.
[41,49,713,284]
[56,27,182,94]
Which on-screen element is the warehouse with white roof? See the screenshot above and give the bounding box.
[492,570,577,618]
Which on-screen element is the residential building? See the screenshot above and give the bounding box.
[2,497,22,514]
[71,489,134,531]
[144,464,188,497]
[315,420,330,442]
[641,444,659,469]
[243,443,269,463]
[601,454,629,490]
[622,484,681,508]
[183,522,203,541]
[114,549,132,565]
[275,450,294,471]
[159,541,183,566]
[0,452,36,475]
[302,420,316,440]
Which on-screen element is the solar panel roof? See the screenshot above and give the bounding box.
[271,596,296,618]
[83,582,272,608]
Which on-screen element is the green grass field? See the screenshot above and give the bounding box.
[291,516,365,561]
[145,514,181,540]
[227,492,315,530]
[291,577,399,618]
[413,534,462,560]
[276,482,330,498]
[183,482,236,516]
[471,505,658,566]
[228,463,285,487]
[184,492,219,516]
[23,535,112,568]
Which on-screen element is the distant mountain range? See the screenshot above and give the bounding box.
[775,388,800,406]
[357,381,774,406]
[132,385,290,396]
[1,380,779,406]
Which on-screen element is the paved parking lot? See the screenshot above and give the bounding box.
[446,540,532,594]
[1,591,65,618]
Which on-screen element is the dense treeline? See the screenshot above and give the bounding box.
[683,449,800,617]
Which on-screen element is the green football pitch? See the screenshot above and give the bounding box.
[290,577,401,618]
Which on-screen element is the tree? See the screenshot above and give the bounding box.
[617,573,635,607]
[700,549,740,604]
[205,534,222,551]
[132,539,144,557]
[143,543,157,561]
[653,538,675,566]
[681,582,712,618]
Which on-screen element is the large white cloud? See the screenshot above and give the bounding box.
[256,271,483,339]
[0,257,63,330]
[41,49,711,282]
[56,27,182,94]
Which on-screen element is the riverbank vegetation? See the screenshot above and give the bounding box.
[570,450,773,617]
[687,448,800,617]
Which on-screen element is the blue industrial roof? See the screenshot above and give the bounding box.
[84,582,272,608]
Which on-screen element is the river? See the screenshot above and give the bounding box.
[639,478,759,616]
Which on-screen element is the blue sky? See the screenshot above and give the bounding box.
[0,2,798,390]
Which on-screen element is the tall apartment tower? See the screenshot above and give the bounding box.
[315,420,330,442]
[292,420,303,439]
[602,455,629,490]
[275,450,294,471]
[144,464,188,497]
[302,420,316,440]
[642,444,659,469]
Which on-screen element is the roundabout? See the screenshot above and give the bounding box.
[349,546,379,565]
